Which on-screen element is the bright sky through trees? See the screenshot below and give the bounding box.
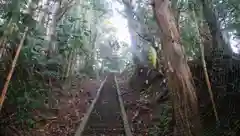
[108,0,131,45]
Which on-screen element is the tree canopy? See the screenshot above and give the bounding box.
[1,0,240,135]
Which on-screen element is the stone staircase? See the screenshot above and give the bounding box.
[81,76,126,136]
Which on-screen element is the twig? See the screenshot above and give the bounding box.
[56,0,75,21]
[132,110,139,121]
[0,27,29,112]
[8,125,21,136]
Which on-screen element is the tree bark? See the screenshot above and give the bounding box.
[200,0,232,56]
[122,0,142,64]
[0,19,14,58]
[171,0,182,32]
[152,0,201,136]
[193,9,219,122]
[46,1,60,57]
[200,0,233,99]
[38,0,49,25]
[45,0,74,57]
[199,21,212,57]
[66,50,73,78]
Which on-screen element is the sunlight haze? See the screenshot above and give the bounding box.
[108,0,131,46]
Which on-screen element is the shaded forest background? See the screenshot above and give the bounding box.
[0,0,240,136]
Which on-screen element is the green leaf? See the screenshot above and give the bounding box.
[17,97,26,104]
[26,118,35,128]
[29,100,43,109]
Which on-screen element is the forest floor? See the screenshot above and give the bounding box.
[3,75,156,136]
[117,77,152,136]
[31,76,154,136]
[28,78,104,136]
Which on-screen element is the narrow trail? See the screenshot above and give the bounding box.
[75,74,132,136]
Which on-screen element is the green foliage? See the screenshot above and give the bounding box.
[0,0,98,132]
[180,19,201,59]
[2,0,239,134]
[149,102,172,136]
[0,19,49,128]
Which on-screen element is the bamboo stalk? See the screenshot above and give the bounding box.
[0,27,29,111]
[193,9,219,122]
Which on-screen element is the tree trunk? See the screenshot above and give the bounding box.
[0,19,14,58]
[38,0,49,25]
[193,8,219,122]
[200,0,232,57]
[199,21,212,57]
[70,50,76,76]
[152,0,201,136]
[200,0,233,99]
[66,50,73,78]
[46,1,60,57]
[68,49,76,87]
[122,0,142,64]
[171,0,182,32]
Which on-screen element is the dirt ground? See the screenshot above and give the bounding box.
[117,77,152,136]
[2,74,154,136]
[28,78,104,136]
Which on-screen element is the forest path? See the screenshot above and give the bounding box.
[74,74,132,136]
[19,73,154,136]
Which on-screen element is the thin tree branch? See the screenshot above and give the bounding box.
[56,0,75,21]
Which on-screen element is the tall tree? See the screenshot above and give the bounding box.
[152,0,201,136]
[122,0,142,63]
[199,0,232,57]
